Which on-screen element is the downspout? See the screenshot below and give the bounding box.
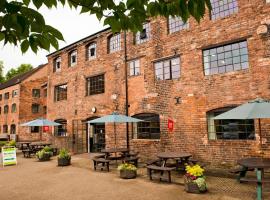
[124,31,129,149]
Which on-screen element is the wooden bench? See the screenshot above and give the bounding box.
[22,149,33,158]
[229,166,254,182]
[240,177,270,184]
[122,156,139,167]
[146,159,161,166]
[146,165,175,183]
[92,158,111,172]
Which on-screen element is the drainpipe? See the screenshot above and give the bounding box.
[124,31,129,149]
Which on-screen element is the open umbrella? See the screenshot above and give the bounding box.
[20,118,61,140]
[214,98,270,153]
[87,112,143,148]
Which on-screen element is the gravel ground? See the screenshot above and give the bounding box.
[0,153,267,200]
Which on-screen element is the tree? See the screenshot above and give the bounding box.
[0,61,5,83]
[0,0,211,53]
[5,64,33,81]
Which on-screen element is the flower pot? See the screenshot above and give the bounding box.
[120,169,137,179]
[58,157,71,166]
[37,153,51,162]
[184,176,207,193]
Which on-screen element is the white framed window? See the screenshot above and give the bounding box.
[135,23,151,44]
[53,57,61,72]
[210,0,238,20]
[154,57,180,80]
[69,50,77,67]
[129,59,140,76]
[109,34,121,53]
[168,16,189,34]
[12,90,18,98]
[87,43,96,60]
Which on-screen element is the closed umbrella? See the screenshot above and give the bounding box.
[87,112,143,148]
[20,118,61,140]
[214,98,270,153]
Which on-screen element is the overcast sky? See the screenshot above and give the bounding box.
[0,5,106,74]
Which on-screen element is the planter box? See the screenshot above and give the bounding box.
[37,153,51,162]
[184,176,207,194]
[120,170,137,179]
[58,157,71,166]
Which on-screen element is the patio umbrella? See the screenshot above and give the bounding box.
[87,112,143,148]
[214,98,270,153]
[20,118,61,140]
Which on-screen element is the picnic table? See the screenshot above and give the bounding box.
[157,152,192,168]
[101,148,129,159]
[16,141,31,150]
[238,157,270,200]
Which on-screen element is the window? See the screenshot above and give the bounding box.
[32,89,40,98]
[87,43,96,60]
[210,0,238,20]
[129,59,140,76]
[69,50,77,67]
[154,57,180,80]
[109,34,121,53]
[10,124,16,134]
[4,92,9,99]
[0,94,2,101]
[168,16,189,34]
[43,106,47,114]
[32,104,40,113]
[54,84,67,101]
[54,119,67,137]
[0,107,1,114]
[53,57,61,72]
[132,113,160,139]
[207,107,255,140]
[43,87,47,97]
[135,23,151,44]
[4,105,8,114]
[12,90,18,98]
[86,74,105,96]
[3,125,8,133]
[31,126,39,133]
[203,41,249,75]
[11,103,16,113]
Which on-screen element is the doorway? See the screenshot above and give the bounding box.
[10,124,16,134]
[86,117,105,153]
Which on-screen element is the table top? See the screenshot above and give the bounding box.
[17,141,31,144]
[30,142,52,146]
[101,148,129,153]
[157,152,192,159]
[238,157,270,169]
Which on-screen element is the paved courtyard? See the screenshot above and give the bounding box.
[0,153,268,200]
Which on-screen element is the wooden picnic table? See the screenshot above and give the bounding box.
[238,157,270,200]
[157,152,192,167]
[16,141,31,150]
[101,148,129,159]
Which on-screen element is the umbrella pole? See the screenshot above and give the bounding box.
[114,122,116,149]
[258,119,263,156]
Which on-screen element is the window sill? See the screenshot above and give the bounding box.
[131,139,160,142]
[128,74,142,79]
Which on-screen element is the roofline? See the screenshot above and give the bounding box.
[46,27,111,57]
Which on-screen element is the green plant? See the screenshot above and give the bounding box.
[0,141,7,151]
[43,146,53,153]
[117,163,137,171]
[58,149,71,159]
[185,164,207,192]
[36,149,52,159]
[7,140,16,147]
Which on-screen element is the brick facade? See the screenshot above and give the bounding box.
[46,0,270,167]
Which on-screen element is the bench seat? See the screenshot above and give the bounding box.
[92,158,111,172]
[146,165,175,183]
[240,177,270,184]
[122,156,139,167]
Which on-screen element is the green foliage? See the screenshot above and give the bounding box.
[0,141,7,149]
[7,140,16,147]
[58,148,71,159]
[194,177,207,191]
[0,0,211,53]
[43,145,53,152]
[5,63,33,81]
[117,163,137,171]
[0,61,5,83]
[36,148,53,159]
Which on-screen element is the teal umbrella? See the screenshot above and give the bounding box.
[214,98,270,153]
[88,112,143,148]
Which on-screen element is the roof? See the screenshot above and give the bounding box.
[0,64,47,90]
[47,27,111,57]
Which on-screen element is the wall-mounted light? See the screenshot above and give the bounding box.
[91,107,97,113]
[175,97,182,105]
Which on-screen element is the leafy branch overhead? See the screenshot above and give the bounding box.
[0,0,211,53]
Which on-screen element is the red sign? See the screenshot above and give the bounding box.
[168,119,174,132]
[43,126,49,132]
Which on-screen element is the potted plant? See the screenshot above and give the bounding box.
[58,149,71,166]
[184,164,207,193]
[117,163,137,179]
[36,146,53,161]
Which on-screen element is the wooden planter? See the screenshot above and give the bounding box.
[120,170,137,179]
[37,153,51,162]
[58,157,71,166]
[184,176,207,194]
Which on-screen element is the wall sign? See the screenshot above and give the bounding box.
[2,146,17,166]
[43,126,49,132]
[168,119,174,132]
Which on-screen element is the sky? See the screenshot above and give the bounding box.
[0,5,106,74]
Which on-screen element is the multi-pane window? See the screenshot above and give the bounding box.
[132,113,160,139]
[0,94,2,101]
[0,107,2,114]
[109,34,121,53]
[86,74,105,96]
[4,92,9,99]
[203,41,249,75]
[32,89,40,98]
[11,103,16,113]
[4,105,8,114]
[12,90,18,98]
[32,104,40,113]
[3,125,8,133]
[69,50,77,67]
[154,57,180,80]
[87,43,97,60]
[43,106,47,114]
[31,126,39,133]
[129,59,140,76]
[210,0,238,20]
[53,57,61,72]
[54,119,67,137]
[207,107,255,140]
[54,84,67,101]
[168,16,189,34]
[135,23,151,44]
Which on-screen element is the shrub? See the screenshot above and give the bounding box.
[43,146,53,153]
[36,149,53,159]
[58,149,71,159]
[7,140,16,147]
[117,163,137,171]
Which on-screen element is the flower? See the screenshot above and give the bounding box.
[185,164,204,178]
[117,163,137,171]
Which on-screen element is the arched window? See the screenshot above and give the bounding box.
[4,105,8,114]
[54,119,67,137]
[207,107,255,140]
[132,113,160,139]
[86,42,97,60]
[11,103,16,113]
[3,125,8,133]
[108,34,121,53]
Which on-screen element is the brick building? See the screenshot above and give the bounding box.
[0,64,48,141]
[46,0,270,167]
